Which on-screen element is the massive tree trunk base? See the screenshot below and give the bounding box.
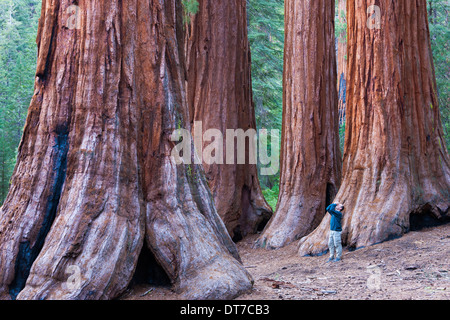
[0,157,254,301]
[128,238,254,300]
[255,181,339,250]
[0,0,253,301]
[299,0,450,257]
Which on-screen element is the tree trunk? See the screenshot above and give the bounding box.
[0,0,252,300]
[256,0,342,249]
[185,0,272,241]
[299,0,450,256]
[337,0,347,126]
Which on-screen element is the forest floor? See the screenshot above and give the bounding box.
[122,223,450,300]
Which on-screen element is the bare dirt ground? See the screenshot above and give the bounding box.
[122,224,449,300]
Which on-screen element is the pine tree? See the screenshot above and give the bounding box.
[256,0,342,249]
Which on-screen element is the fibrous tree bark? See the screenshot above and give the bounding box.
[299,0,450,256]
[186,0,272,240]
[256,0,342,249]
[0,0,252,300]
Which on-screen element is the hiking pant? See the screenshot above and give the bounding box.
[328,231,342,259]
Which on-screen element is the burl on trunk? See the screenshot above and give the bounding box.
[0,0,252,300]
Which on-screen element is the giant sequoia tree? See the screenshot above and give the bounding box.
[0,0,253,300]
[185,0,272,240]
[256,0,342,249]
[337,0,347,126]
[299,0,450,256]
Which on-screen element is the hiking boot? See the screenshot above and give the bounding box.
[327,258,334,263]
[334,258,341,262]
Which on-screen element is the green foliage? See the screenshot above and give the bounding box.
[339,123,345,155]
[0,0,40,204]
[335,2,347,41]
[248,0,284,134]
[182,0,199,24]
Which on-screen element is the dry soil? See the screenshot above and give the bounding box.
[122,224,450,300]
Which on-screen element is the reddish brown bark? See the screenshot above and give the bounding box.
[299,0,450,256]
[186,0,272,240]
[0,0,252,300]
[256,0,342,249]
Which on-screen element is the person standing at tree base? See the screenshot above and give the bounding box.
[326,203,344,262]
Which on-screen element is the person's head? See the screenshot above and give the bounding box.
[336,203,344,212]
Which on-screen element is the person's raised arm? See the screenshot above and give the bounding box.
[326,203,337,212]
[327,204,342,218]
